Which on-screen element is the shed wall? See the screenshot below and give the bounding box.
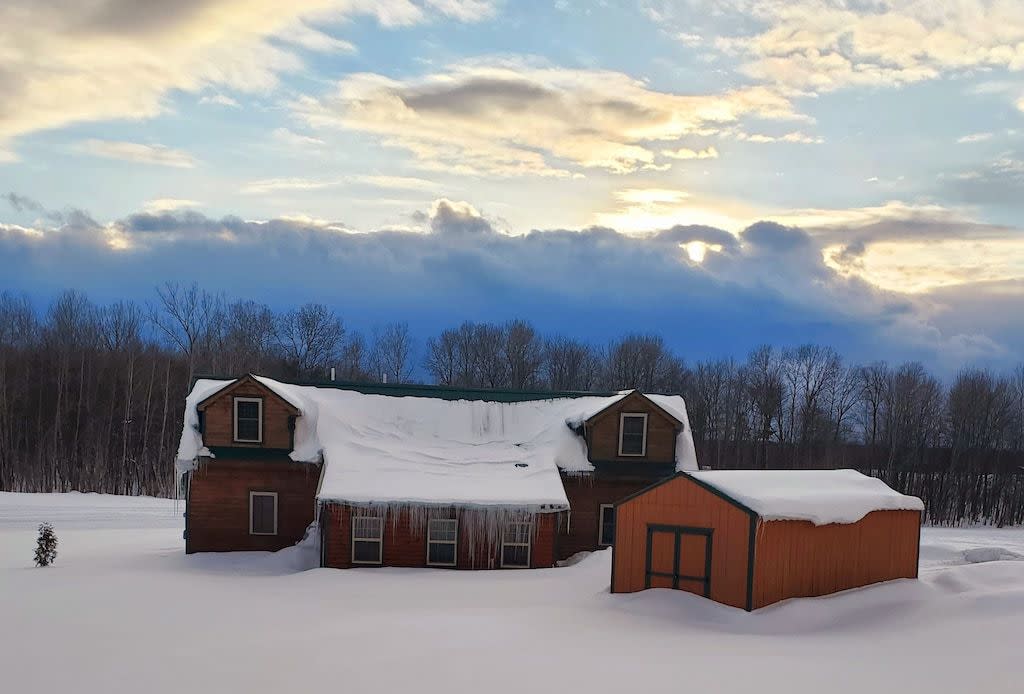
[752,510,921,609]
[611,476,753,609]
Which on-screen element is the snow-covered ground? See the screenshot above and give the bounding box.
[1,492,1023,693]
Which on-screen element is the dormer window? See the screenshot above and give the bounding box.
[618,413,648,456]
[233,397,263,443]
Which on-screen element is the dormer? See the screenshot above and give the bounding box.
[579,391,682,474]
[195,375,300,452]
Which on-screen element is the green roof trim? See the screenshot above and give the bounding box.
[191,373,619,403]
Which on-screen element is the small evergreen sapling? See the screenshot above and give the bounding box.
[34,522,58,567]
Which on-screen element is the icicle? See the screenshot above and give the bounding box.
[335,499,566,566]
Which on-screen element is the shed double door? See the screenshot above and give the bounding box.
[645,524,712,597]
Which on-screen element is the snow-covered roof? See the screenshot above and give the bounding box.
[176,377,699,512]
[689,469,924,526]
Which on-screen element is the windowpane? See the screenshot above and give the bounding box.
[235,399,261,442]
[502,544,529,568]
[505,522,530,544]
[353,516,382,540]
[236,401,260,419]
[599,505,615,546]
[352,516,383,564]
[620,414,646,455]
[427,518,457,566]
[236,418,260,441]
[428,542,456,565]
[501,520,531,568]
[353,540,381,563]
[251,493,276,535]
[428,519,457,542]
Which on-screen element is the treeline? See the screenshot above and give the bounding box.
[1,283,1022,525]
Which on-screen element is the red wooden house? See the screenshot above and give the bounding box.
[176,375,698,569]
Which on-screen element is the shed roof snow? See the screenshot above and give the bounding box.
[176,376,698,511]
[688,469,924,526]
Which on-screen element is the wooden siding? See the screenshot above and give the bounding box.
[558,474,659,559]
[586,391,678,465]
[200,379,295,450]
[611,476,753,609]
[322,503,558,570]
[186,457,321,553]
[751,510,921,609]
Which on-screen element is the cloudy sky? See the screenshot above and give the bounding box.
[1,0,1023,372]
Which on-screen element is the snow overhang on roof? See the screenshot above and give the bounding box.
[176,377,699,510]
[688,469,925,526]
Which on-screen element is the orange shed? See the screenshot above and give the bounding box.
[611,469,923,610]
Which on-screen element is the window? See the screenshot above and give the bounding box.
[352,516,383,564]
[427,518,458,566]
[249,492,277,535]
[618,412,648,456]
[599,504,615,546]
[234,397,263,443]
[501,520,532,568]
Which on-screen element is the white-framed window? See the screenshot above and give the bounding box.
[249,491,278,535]
[598,504,615,546]
[427,518,458,567]
[352,516,383,564]
[233,397,263,443]
[501,520,532,568]
[618,412,648,456]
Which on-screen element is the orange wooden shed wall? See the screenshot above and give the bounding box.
[611,474,922,611]
[611,475,754,610]
[751,510,920,609]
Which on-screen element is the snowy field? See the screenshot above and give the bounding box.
[2,493,1023,693]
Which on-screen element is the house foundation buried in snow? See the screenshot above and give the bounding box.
[610,469,924,610]
[175,374,698,569]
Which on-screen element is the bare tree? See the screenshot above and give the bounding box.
[148,282,222,385]
[544,337,601,391]
[370,322,414,384]
[425,329,461,385]
[503,320,543,389]
[219,300,278,374]
[276,303,344,378]
[337,333,368,381]
[858,361,890,446]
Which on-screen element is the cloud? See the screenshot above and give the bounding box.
[668,1,1024,96]
[939,157,1024,208]
[241,177,336,194]
[296,59,801,176]
[75,140,198,168]
[735,131,824,145]
[199,94,241,108]
[3,193,45,214]
[241,174,437,194]
[5,196,1018,371]
[143,198,201,213]
[422,0,497,22]
[428,199,496,235]
[1018,96,1024,113]
[272,128,326,147]
[741,221,811,252]
[957,132,994,144]
[0,1,495,152]
[662,146,719,160]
